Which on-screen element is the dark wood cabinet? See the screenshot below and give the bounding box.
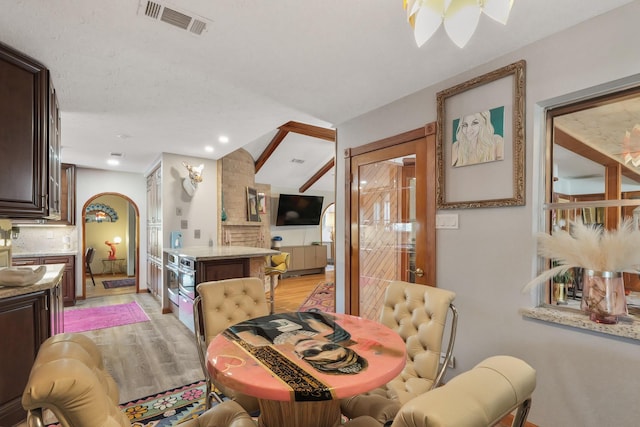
[13,255,76,306]
[58,163,76,225]
[0,41,60,219]
[196,258,249,283]
[0,281,62,426]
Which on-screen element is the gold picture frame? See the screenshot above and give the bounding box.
[436,60,526,209]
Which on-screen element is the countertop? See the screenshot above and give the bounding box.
[164,245,279,261]
[12,250,79,258]
[0,264,65,299]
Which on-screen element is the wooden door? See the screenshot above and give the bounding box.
[345,124,436,319]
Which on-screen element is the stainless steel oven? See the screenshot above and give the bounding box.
[178,255,196,333]
[165,252,180,317]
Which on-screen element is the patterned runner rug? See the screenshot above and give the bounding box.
[46,381,210,426]
[103,278,136,289]
[298,281,335,312]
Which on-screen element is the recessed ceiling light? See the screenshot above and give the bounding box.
[218,136,229,143]
[107,159,120,166]
[205,146,214,153]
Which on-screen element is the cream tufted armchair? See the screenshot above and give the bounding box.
[21,333,256,427]
[193,277,270,412]
[343,355,536,427]
[341,280,458,425]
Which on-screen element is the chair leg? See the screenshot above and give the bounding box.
[269,275,276,314]
[87,267,96,286]
[511,398,532,427]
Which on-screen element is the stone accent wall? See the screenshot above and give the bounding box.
[219,149,271,248]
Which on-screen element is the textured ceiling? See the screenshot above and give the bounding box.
[0,0,635,192]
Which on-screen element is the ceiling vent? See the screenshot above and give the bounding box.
[139,1,210,36]
[291,158,305,164]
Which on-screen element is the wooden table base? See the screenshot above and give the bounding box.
[258,399,341,427]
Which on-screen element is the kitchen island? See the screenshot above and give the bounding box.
[0,264,65,426]
[164,246,279,332]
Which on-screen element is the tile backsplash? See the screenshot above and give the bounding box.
[11,226,78,254]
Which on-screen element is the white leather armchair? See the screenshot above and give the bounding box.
[21,333,256,427]
[194,277,270,412]
[344,355,536,427]
[341,281,458,424]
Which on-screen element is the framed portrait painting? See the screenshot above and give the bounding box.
[246,187,260,222]
[436,60,526,209]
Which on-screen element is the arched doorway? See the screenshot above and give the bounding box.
[81,192,140,299]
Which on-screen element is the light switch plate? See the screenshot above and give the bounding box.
[435,214,459,229]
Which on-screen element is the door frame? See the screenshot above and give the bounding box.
[344,123,437,315]
[81,192,140,299]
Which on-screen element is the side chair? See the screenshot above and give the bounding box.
[85,247,96,286]
[193,277,270,413]
[341,280,458,425]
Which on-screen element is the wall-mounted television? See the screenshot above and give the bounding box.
[276,194,324,226]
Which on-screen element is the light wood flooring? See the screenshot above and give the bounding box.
[73,270,334,403]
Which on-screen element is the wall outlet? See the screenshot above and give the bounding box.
[46,231,54,239]
[194,229,200,239]
[440,352,455,369]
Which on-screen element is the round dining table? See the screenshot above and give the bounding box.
[206,311,406,427]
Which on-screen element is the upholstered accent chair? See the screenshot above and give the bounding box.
[21,333,256,427]
[341,280,458,424]
[264,252,290,313]
[343,355,537,427]
[193,277,270,412]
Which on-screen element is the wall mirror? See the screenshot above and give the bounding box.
[545,83,640,313]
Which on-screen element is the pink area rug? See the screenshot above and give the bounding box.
[64,301,150,333]
[299,281,335,312]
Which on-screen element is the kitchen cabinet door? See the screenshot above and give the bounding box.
[0,42,49,218]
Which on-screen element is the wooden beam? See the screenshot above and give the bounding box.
[299,158,335,193]
[280,121,336,142]
[555,127,640,183]
[255,128,289,173]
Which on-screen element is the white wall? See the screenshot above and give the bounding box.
[161,153,218,248]
[335,3,640,426]
[75,168,147,293]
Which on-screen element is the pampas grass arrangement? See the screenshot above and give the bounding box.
[523,217,640,293]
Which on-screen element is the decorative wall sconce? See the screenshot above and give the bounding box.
[182,161,205,196]
[105,236,122,260]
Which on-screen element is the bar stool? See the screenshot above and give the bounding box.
[264,252,290,313]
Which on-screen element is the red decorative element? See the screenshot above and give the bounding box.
[105,240,118,260]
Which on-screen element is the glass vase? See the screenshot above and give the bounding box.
[580,270,627,324]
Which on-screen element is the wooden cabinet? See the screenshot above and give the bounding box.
[0,42,61,219]
[57,163,76,224]
[196,258,250,283]
[0,281,62,426]
[13,255,76,306]
[280,245,327,277]
[146,165,162,298]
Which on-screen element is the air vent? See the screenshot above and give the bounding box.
[291,158,305,164]
[110,152,124,158]
[140,1,210,36]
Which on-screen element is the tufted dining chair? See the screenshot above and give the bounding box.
[21,333,257,427]
[193,277,270,413]
[343,355,536,427]
[341,280,458,425]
